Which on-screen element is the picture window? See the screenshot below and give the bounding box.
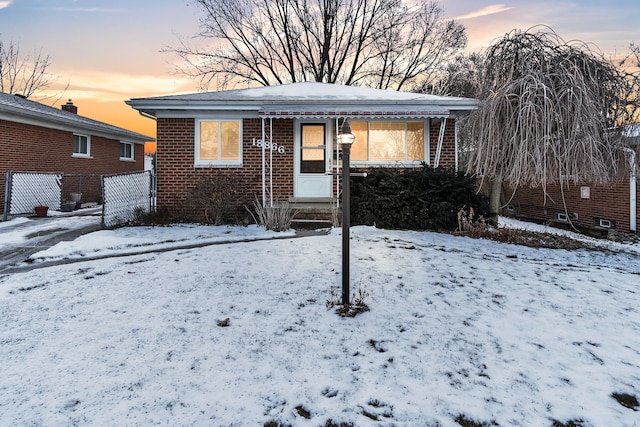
[350,121,425,162]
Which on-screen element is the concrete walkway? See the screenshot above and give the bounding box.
[0,208,103,274]
[0,211,328,275]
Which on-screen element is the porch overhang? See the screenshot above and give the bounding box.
[258,109,450,119]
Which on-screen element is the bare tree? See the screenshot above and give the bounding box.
[463,27,639,223]
[171,0,466,91]
[420,52,484,97]
[0,35,55,99]
[618,42,640,122]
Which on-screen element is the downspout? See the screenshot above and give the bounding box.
[434,118,447,168]
[623,147,637,232]
[454,119,459,173]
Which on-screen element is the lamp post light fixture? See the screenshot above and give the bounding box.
[338,118,355,305]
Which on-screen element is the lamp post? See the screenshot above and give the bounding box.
[337,119,355,306]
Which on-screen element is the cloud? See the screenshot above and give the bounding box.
[454,4,514,20]
[49,7,123,13]
[0,1,13,9]
[47,69,195,102]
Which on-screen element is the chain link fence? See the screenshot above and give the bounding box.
[3,170,153,227]
[102,171,153,228]
[3,171,63,219]
[63,174,103,204]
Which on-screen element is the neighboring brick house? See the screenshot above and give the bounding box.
[126,82,477,222]
[0,93,153,216]
[506,126,639,234]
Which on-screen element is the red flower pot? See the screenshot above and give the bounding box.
[34,206,49,217]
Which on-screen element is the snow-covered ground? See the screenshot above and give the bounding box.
[0,218,639,426]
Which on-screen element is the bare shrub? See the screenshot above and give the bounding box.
[247,197,297,231]
[457,206,487,237]
[189,175,241,224]
[331,203,341,228]
[326,284,370,317]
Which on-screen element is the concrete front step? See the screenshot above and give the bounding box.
[290,218,335,230]
[288,198,339,229]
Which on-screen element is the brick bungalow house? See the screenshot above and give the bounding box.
[0,93,153,217]
[126,82,478,223]
[506,125,639,235]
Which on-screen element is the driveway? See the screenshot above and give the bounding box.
[0,208,103,273]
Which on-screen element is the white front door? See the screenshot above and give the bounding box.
[294,120,332,198]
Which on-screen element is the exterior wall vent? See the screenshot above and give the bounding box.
[580,186,590,199]
[598,219,613,228]
[556,212,568,222]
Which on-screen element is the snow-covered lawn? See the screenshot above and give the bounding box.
[1,222,639,426]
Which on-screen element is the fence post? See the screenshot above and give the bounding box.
[3,171,12,221]
[100,174,106,228]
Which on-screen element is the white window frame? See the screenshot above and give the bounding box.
[194,119,243,167]
[73,133,91,158]
[120,141,135,161]
[349,119,429,168]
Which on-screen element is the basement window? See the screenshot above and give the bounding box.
[598,219,613,229]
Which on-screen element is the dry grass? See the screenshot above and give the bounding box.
[247,198,297,231]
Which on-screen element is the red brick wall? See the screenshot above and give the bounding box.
[156,116,460,221]
[508,178,638,233]
[156,118,294,221]
[429,119,457,167]
[0,119,144,214]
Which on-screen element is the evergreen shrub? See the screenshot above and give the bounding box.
[350,165,488,231]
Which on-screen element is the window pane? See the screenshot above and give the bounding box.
[74,135,81,153]
[74,135,88,154]
[220,121,240,161]
[200,121,219,160]
[350,121,368,161]
[120,143,133,158]
[302,124,325,161]
[369,122,405,161]
[407,122,425,160]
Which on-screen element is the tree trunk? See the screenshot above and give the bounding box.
[488,173,502,226]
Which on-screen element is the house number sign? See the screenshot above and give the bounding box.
[251,138,286,154]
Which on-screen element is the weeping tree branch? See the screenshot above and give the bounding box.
[463,27,639,222]
[168,0,466,91]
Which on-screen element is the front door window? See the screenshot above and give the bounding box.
[300,123,326,173]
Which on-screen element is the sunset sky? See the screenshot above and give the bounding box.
[1,0,638,153]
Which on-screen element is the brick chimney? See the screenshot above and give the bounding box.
[61,99,78,114]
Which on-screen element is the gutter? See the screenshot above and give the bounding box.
[623,147,637,232]
[137,110,157,121]
[0,105,153,143]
